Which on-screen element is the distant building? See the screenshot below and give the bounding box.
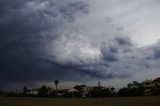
[128,81,141,89]
[68,88,78,93]
[27,89,38,95]
[56,89,69,96]
[82,86,93,97]
[142,80,155,94]
[153,77,160,88]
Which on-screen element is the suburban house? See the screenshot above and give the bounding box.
[127,78,160,95]
[142,80,155,94]
[68,88,78,93]
[128,81,142,89]
[153,77,160,88]
[27,89,38,95]
[57,89,69,96]
[81,86,93,97]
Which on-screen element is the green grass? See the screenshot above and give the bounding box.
[0,96,160,106]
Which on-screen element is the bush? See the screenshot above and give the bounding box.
[152,88,160,95]
[118,88,130,97]
[118,88,143,97]
[38,85,49,97]
[89,87,112,97]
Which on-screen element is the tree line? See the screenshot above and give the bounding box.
[1,80,160,98]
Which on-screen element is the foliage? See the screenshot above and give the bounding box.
[152,88,160,95]
[89,87,113,97]
[23,86,28,93]
[118,88,130,97]
[38,85,51,97]
[55,80,59,89]
[74,85,86,91]
[118,88,143,97]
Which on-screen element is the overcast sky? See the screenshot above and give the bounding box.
[1,0,160,90]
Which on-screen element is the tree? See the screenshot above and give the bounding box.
[118,88,130,97]
[129,88,143,96]
[23,86,28,93]
[152,88,160,95]
[38,85,49,97]
[111,87,115,92]
[118,87,143,97]
[55,80,59,94]
[0,86,2,94]
[74,85,86,91]
[88,86,114,97]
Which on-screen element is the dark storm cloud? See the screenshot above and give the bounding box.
[153,48,160,59]
[100,36,132,62]
[115,36,132,46]
[2,0,158,86]
[44,34,134,79]
[101,46,118,62]
[43,57,117,79]
[0,0,89,82]
[0,0,88,36]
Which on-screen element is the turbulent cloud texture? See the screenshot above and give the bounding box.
[0,0,160,88]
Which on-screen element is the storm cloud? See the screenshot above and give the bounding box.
[0,0,90,82]
[1,0,160,89]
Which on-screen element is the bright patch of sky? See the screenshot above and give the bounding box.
[89,0,160,46]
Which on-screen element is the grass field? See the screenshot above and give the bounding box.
[0,96,160,106]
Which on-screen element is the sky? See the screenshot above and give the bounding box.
[1,0,160,90]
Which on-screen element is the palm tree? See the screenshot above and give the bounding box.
[54,80,59,91]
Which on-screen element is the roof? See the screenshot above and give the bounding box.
[68,88,78,92]
[154,77,160,81]
[143,80,152,83]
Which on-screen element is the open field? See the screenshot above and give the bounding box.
[0,96,160,106]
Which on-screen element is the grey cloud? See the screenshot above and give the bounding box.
[115,36,132,46]
[0,0,89,82]
[153,48,160,59]
[100,36,132,62]
[2,0,160,89]
[101,46,118,62]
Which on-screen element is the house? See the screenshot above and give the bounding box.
[142,80,155,94]
[81,86,93,97]
[153,77,160,88]
[57,89,69,96]
[128,81,140,89]
[27,89,38,95]
[69,85,93,97]
[68,88,78,93]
